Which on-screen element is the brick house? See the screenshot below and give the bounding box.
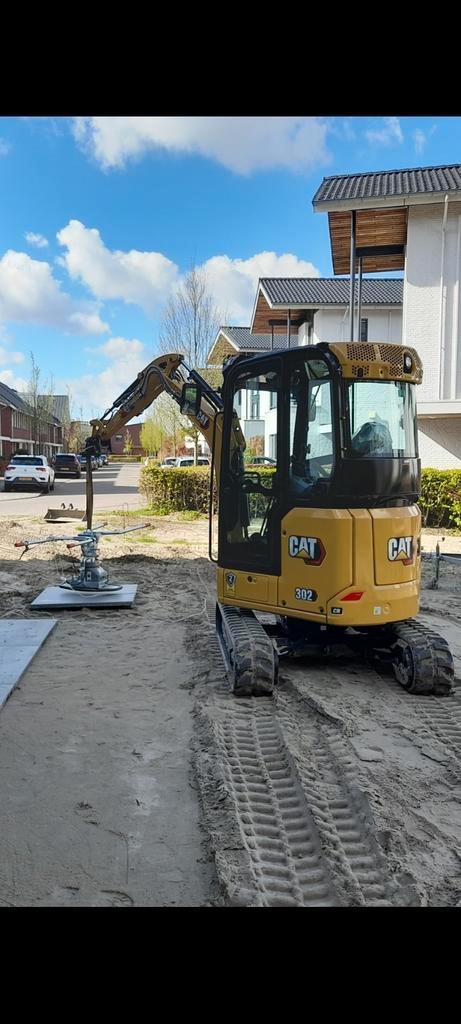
[0,381,63,463]
[109,422,144,456]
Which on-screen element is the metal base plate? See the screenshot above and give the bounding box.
[0,619,57,708]
[31,585,137,609]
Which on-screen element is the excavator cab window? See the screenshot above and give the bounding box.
[219,359,281,572]
[180,382,202,417]
[289,357,334,498]
[347,380,417,458]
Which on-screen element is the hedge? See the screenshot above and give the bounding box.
[419,469,461,529]
[139,464,461,529]
[139,465,277,516]
[140,466,216,514]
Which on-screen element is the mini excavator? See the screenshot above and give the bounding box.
[83,342,454,697]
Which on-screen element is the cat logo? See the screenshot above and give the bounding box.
[288,535,326,565]
[387,536,414,565]
[225,572,236,594]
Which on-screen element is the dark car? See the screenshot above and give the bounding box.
[54,453,81,478]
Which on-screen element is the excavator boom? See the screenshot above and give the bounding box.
[86,352,229,479]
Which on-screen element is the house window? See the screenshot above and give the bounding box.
[269,391,277,410]
[360,318,368,342]
[250,390,260,419]
[268,434,276,459]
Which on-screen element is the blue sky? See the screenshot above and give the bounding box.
[0,115,459,418]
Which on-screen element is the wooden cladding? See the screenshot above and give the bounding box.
[252,291,304,333]
[329,208,407,274]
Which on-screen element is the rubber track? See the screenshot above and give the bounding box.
[217,604,277,697]
[392,620,454,695]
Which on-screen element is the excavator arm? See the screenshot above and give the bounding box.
[85,351,245,484]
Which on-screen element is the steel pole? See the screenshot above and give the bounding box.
[349,211,356,342]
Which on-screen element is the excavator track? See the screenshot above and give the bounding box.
[216,603,277,697]
[390,619,454,696]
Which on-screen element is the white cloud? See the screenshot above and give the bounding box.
[56,219,320,326]
[200,251,320,322]
[87,336,146,360]
[60,336,149,416]
[413,128,426,155]
[25,231,49,249]
[0,346,24,365]
[57,219,178,316]
[0,138,11,157]
[0,250,108,335]
[72,116,331,175]
[0,369,28,390]
[365,117,403,146]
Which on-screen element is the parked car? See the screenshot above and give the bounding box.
[54,453,81,478]
[4,454,55,493]
[160,457,177,467]
[175,456,211,468]
[247,456,276,466]
[77,454,98,471]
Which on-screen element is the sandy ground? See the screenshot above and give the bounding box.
[0,513,460,907]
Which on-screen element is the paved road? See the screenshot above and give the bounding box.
[0,462,142,517]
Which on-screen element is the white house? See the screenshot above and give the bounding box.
[313,162,461,468]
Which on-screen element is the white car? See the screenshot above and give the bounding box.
[176,456,210,467]
[4,454,55,493]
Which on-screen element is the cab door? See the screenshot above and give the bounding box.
[218,358,282,577]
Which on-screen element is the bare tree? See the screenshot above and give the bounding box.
[159,265,222,371]
[25,352,55,455]
[158,265,223,463]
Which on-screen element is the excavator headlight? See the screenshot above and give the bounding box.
[403,353,413,373]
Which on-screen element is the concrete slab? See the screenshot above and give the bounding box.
[0,619,57,708]
[31,584,137,610]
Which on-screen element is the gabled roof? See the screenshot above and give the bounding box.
[207,326,295,365]
[0,381,34,415]
[252,276,403,331]
[260,277,403,306]
[313,163,461,207]
[220,326,292,350]
[43,395,70,424]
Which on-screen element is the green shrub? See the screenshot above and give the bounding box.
[420,468,461,529]
[140,466,216,514]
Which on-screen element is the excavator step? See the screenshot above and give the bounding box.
[390,620,454,696]
[216,603,278,697]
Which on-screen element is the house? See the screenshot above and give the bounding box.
[0,382,63,462]
[109,422,144,456]
[312,162,461,468]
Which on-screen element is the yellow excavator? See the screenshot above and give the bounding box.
[84,341,454,698]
